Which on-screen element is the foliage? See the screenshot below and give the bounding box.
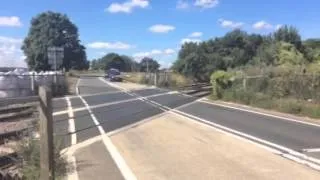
[139,57,160,72]
[273,25,302,51]
[276,42,305,65]
[91,53,139,72]
[173,25,320,81]
[210,70,234,99]
[22,11,88,71]
[217,89,320,119]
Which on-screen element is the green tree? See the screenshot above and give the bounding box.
[303,39,320,62]
[273,25,302,51]
[139,57,160,72]
[276,42,305,65]
[22,11,87,71]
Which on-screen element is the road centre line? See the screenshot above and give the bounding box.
[302,148,320,153]
[101,78,320,171]
[198,100,320,128]
[78,91,137,180]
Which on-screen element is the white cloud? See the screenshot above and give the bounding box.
[0,16,22,27]
[275,24,283,30]
[158,61,173,68]
[106,0,149,13]
[149,24,175,33]
[0,36,26,67]
[164,48,175,55]
[189,32,203,37]
[132,48,176,61]
[194,0,219,8]
[177,0,190,9]
[253,21,273,30]
[150,49,162,55]
[218,19,244,29]
[87,41,133,49]
[180,38,201,44]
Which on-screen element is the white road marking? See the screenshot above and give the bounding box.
[302,148,320,153]
[198,100,320,128]
[66,81,80,180]
[66,97,77,145]
[67,155,79,180]
[79,93,137,180]
[103,79,320,171]
[169,109,320,170]
[53,91,173,116]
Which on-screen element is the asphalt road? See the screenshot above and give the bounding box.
[179,102,320,151]
[52,77,320,161]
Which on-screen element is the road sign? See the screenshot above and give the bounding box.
[47,47,64,70]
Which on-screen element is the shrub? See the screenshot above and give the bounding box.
[211,70,234,99]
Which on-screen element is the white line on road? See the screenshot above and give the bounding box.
[102,79,320,171]
[53,91,174,116]
[66,97,77,145]
[198,100,320,128]
[66,93,79,180]
[78,93,137,180]
[67,155,79,180]
[302,148,320,153]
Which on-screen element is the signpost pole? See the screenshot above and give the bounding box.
[47,47,64,96]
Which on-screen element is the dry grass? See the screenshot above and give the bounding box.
[65,73,79,95]
[123,72,191,88]
[122,72,146,84]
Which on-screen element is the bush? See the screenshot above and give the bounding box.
[211,70,234,99]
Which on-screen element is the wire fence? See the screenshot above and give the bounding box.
[229,73,320,103]
[130,72,192,88]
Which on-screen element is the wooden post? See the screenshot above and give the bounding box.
[243,75,247,91]
[31,72,35,93]
[39,86,54,180]
[154,72,158,86]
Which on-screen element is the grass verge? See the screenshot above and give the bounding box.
[212,89,320,119]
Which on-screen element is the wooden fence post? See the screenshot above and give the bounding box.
[39,86,54,180]
[31,72,35,93]
[243,75,247,91]
[154,72,158,86]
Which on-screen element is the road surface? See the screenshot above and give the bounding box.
[52,77,320,179]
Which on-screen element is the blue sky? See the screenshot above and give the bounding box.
[0,0,320,68]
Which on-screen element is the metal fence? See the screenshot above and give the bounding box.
[0,74,66,98]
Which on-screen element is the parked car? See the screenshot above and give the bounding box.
[105,68,123,82]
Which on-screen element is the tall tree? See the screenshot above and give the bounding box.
[22,11,88,71]
[273,25,302,51]
[139,57,160,72]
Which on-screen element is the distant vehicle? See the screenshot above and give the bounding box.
[105,68,122,82]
